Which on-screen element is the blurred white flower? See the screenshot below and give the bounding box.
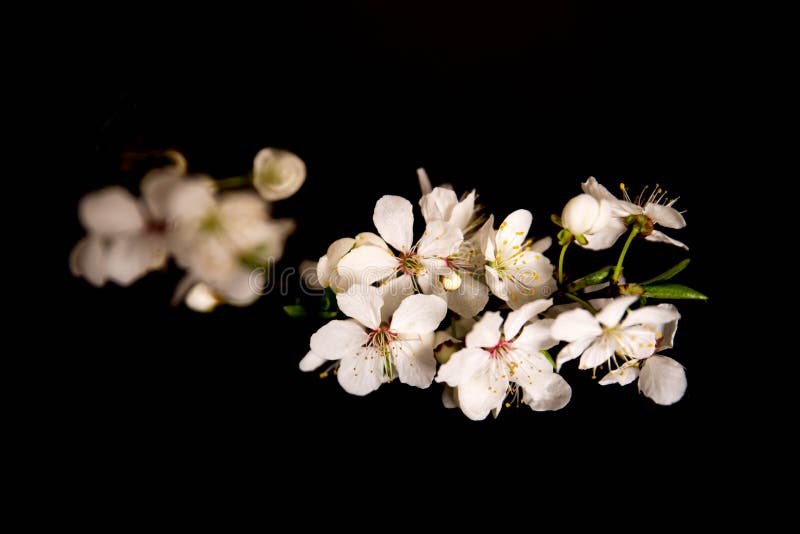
[581,176,688,250]
[166,180,294,305]
[483,209,556,309]
[252,148,306,201]
[306,285,447,395]
[70,167,183,287]
[551,295,680,373]
[436,299,570,420]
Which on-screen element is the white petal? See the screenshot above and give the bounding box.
[598,365,639,386]
[417,167,432,195]
[70,236,107,287]
[645,203,686,229]
[645,230,688,250]
[495,209,532,256]
[318,237,356,285]
[436,347,491,386]
[550,308,602,342]
[582,218,627,250]
[555,337,594,370]
[523,373,572,411]
[618,326,658,359]
[484,266,508,301]
[417,220,463,258]
[309,320,368,360]
[504,298,553,340]
[444,274,489,317]
[185,283,221,313]
[166,179,216,222]
[140,168,183,221]
[420,187,458,224]
[378,274,416,322]
[216,266,262,305]
[465,311,503,349]
[393,334,437,388]
[79,187,145,236]
[336,245,397,287]
[595,295,638,327]
[299,351,327,372]
[337,284,383,329]
[337,347,385,396]
[579,338,614,369]
[622,304,681,328]
[581,176,618,201]
[654,304,680,351]
[373,195,414,252]
[514,319,557,353]
[390,293,447,335]
[105,234,167,286]
[354,232,389,250]
[638,355,687,405]
[456,368,508,421]
[475,215,496,261]
[442,386,458,409]
[562,194,602,235]
[531,236,552,253]
[449,190,476,230]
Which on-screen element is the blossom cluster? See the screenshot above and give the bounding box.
[300,170,704,419]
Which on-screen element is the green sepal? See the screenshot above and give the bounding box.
[550,214,563,227]
[320,287,336,312]
[540,349,556,370]
[318,311,338,319]
[283,304,308,318]
[557,229,572,246]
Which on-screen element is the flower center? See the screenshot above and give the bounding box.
[398,251,424,275]
[368,323,399,349]
[487,337,512,359]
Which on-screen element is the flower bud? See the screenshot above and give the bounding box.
[561,194,610,236]
[253,148,306,201]
[441,271,462,291]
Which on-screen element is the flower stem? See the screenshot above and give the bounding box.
[557,241,570,284]
[612,226,640,283]
[563,292,597,313]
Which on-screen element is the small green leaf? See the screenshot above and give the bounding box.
[641,259,691,285]
[540,350,556,370]
[550,214,563,227]
[318,311,338,319]
[567,266,614,292]
[283,304,308,318]
[641,283,708,300]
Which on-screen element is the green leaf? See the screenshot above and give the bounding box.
[640,283,708,300]
[283,304,308,318]
[567,266,614,293]
[641,259,691,285]
[318,311,338,319]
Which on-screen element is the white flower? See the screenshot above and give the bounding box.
[561,193,611,237]
[70,167,183,287]
[336,195,463,294]
[166,180,295,305]
[419,185,477,233]
[252,148,306,201]
[436,299,571,420]
[551,295,680,373]
[307,285,447,395]
[483,209,556,309]
[581,177,688,250]
[315,232,388,293]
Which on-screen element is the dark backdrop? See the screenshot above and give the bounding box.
[64,2,720,484]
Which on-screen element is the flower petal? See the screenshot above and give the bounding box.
[598,364,639,386]
[618,326,658,359]
[465,311,503,349]
[373,195,414,252]
[484,266,508,301]
[337,347,385,396]
[622,304,681,328]
[581,176,618,201]
[645,203,686,229]
[456,368,508,421]
[140,168,183,221]
[310,320,368,360]
[318,237,356,285]
[420,187,458,224]
[638,355,687,405]
[393,334,437,388]
[551,308,602,342]
[417,220,463,258]
[654,304,680,351]
[378,274,416,322]
[444,273,489,317]
[514,319,557,353]
[417,167,432,195]
[595,295,638,328]
[582,218,627,250]
[449,190,476,230]
[105,234,167,286]
[442,385,458,409]
[504,298,553,340]
[299,351,327,372]
[354,232,389,250]
[523,373,572,411]
[390,293,447,334]
[495,209,532,256]
[645,230,688,250]
[436,347,491,386]
[336,245,397,287]
[337,284,383,329]
[79,187,145,236]
[70,236,108,287]
[555,337,594,370]
[531,236,552,253]
[579,338,614,369]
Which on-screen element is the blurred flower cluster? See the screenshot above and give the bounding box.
[298,170,706,420]
[70,148,304,310]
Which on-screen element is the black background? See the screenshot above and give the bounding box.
[63,2,722,484]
